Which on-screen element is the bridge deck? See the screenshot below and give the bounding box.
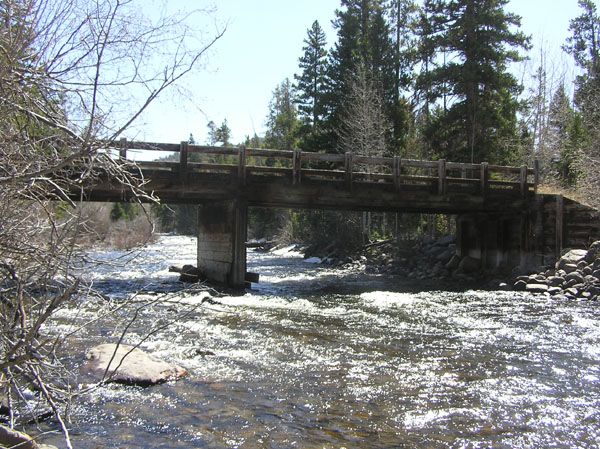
[83,140,539,214]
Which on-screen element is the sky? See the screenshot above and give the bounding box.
[130,0,587,148]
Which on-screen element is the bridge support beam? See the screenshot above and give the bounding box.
[457,214,526,271]
[197,198,247,288]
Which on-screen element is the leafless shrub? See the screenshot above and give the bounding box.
[0,0,224,444]
[337,59,390,159]
[104,210,157,250]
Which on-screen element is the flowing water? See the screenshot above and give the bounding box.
[40,235,600,448]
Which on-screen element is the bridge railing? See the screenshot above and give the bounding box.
[110,139,539,197]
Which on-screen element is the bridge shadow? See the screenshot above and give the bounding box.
[89,276,186,300]
[246,253,488,298]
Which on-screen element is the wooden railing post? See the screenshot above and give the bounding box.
[119,137,127,160]
[180,141,188,180]
[345,152,354,189]
[238,146,247,185]
[556,195,564,258]
[393,156,402,192]
[292,150,301,185]
[519,165,528,197]
[480,162,489,198]
[534,159,540,194]
[438,159,447,195]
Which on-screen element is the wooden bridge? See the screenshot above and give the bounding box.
[88,139,540,213]
[84,140,551,287]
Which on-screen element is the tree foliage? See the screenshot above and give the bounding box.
[294,20,328,132]
[264,79,301,151]
[418,0,530,163]
[563,0,600,206]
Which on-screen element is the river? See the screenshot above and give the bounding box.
[41,235,600,448]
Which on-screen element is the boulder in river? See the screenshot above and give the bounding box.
[526,284,549,294]
[556,249,588,271]
[81,344,188,387]
[585,241,600,263]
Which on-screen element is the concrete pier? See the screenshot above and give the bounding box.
[456,214,524,271]
[197,199,247,288]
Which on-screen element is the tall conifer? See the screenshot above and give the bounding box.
[324,0,396,153]
[295,21,328,129]
[419,0,530,163]
[294,21,329,150]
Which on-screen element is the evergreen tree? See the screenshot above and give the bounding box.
[324,0,397,153]
[294,20,328,132]
[561,112,586,187]
[388,0,418,97]
[564,0,599,78]
[547,84,573,160]
[419,0,530,164]
[564,1,599,202]
[206,119,232,146]
[110,202,139,222]
[264,79,301,151]
[564,0,600,142]
[414,0,445,119]
[216,119,232,147]
[387,0,419,154]
[207,120,217,145]
[243,133,262,148]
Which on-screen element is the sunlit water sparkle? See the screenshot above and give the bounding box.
[38,235,600,448]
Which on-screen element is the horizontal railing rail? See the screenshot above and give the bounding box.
[106,139,539,197]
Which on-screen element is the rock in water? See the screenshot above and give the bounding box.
[0,425,39,449]
[81,344,188,386]
[526,284,549,294]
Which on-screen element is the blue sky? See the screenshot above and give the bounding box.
[130,0,585,147]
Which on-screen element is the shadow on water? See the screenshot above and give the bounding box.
[247,250,486,298]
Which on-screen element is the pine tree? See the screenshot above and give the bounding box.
[264,79,301,151]
[388,0,418,97]
[420,0,530,164]
[564,0,600,142]
[206,121,217,145]
[414,0,445,119]
[564,0,599,203]
[294,20,328,130]
[387,0,419,154]
[561,113,586,187]
[564,0,599,78]
[547,85,573,158]
[324,0,397,153]
[243,133,262,148]
[216,119,232,147]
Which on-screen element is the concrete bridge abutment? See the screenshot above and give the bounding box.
[456,213,533,272]
[197,198,247,288]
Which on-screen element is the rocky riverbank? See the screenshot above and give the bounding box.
[301,234,503,287]
[301,236,600,299]
[513,242,600,300]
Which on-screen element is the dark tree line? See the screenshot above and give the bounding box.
[167,0,600,241]
[286,0,531,166]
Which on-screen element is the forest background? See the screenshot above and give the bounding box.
[130,0,600,253]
